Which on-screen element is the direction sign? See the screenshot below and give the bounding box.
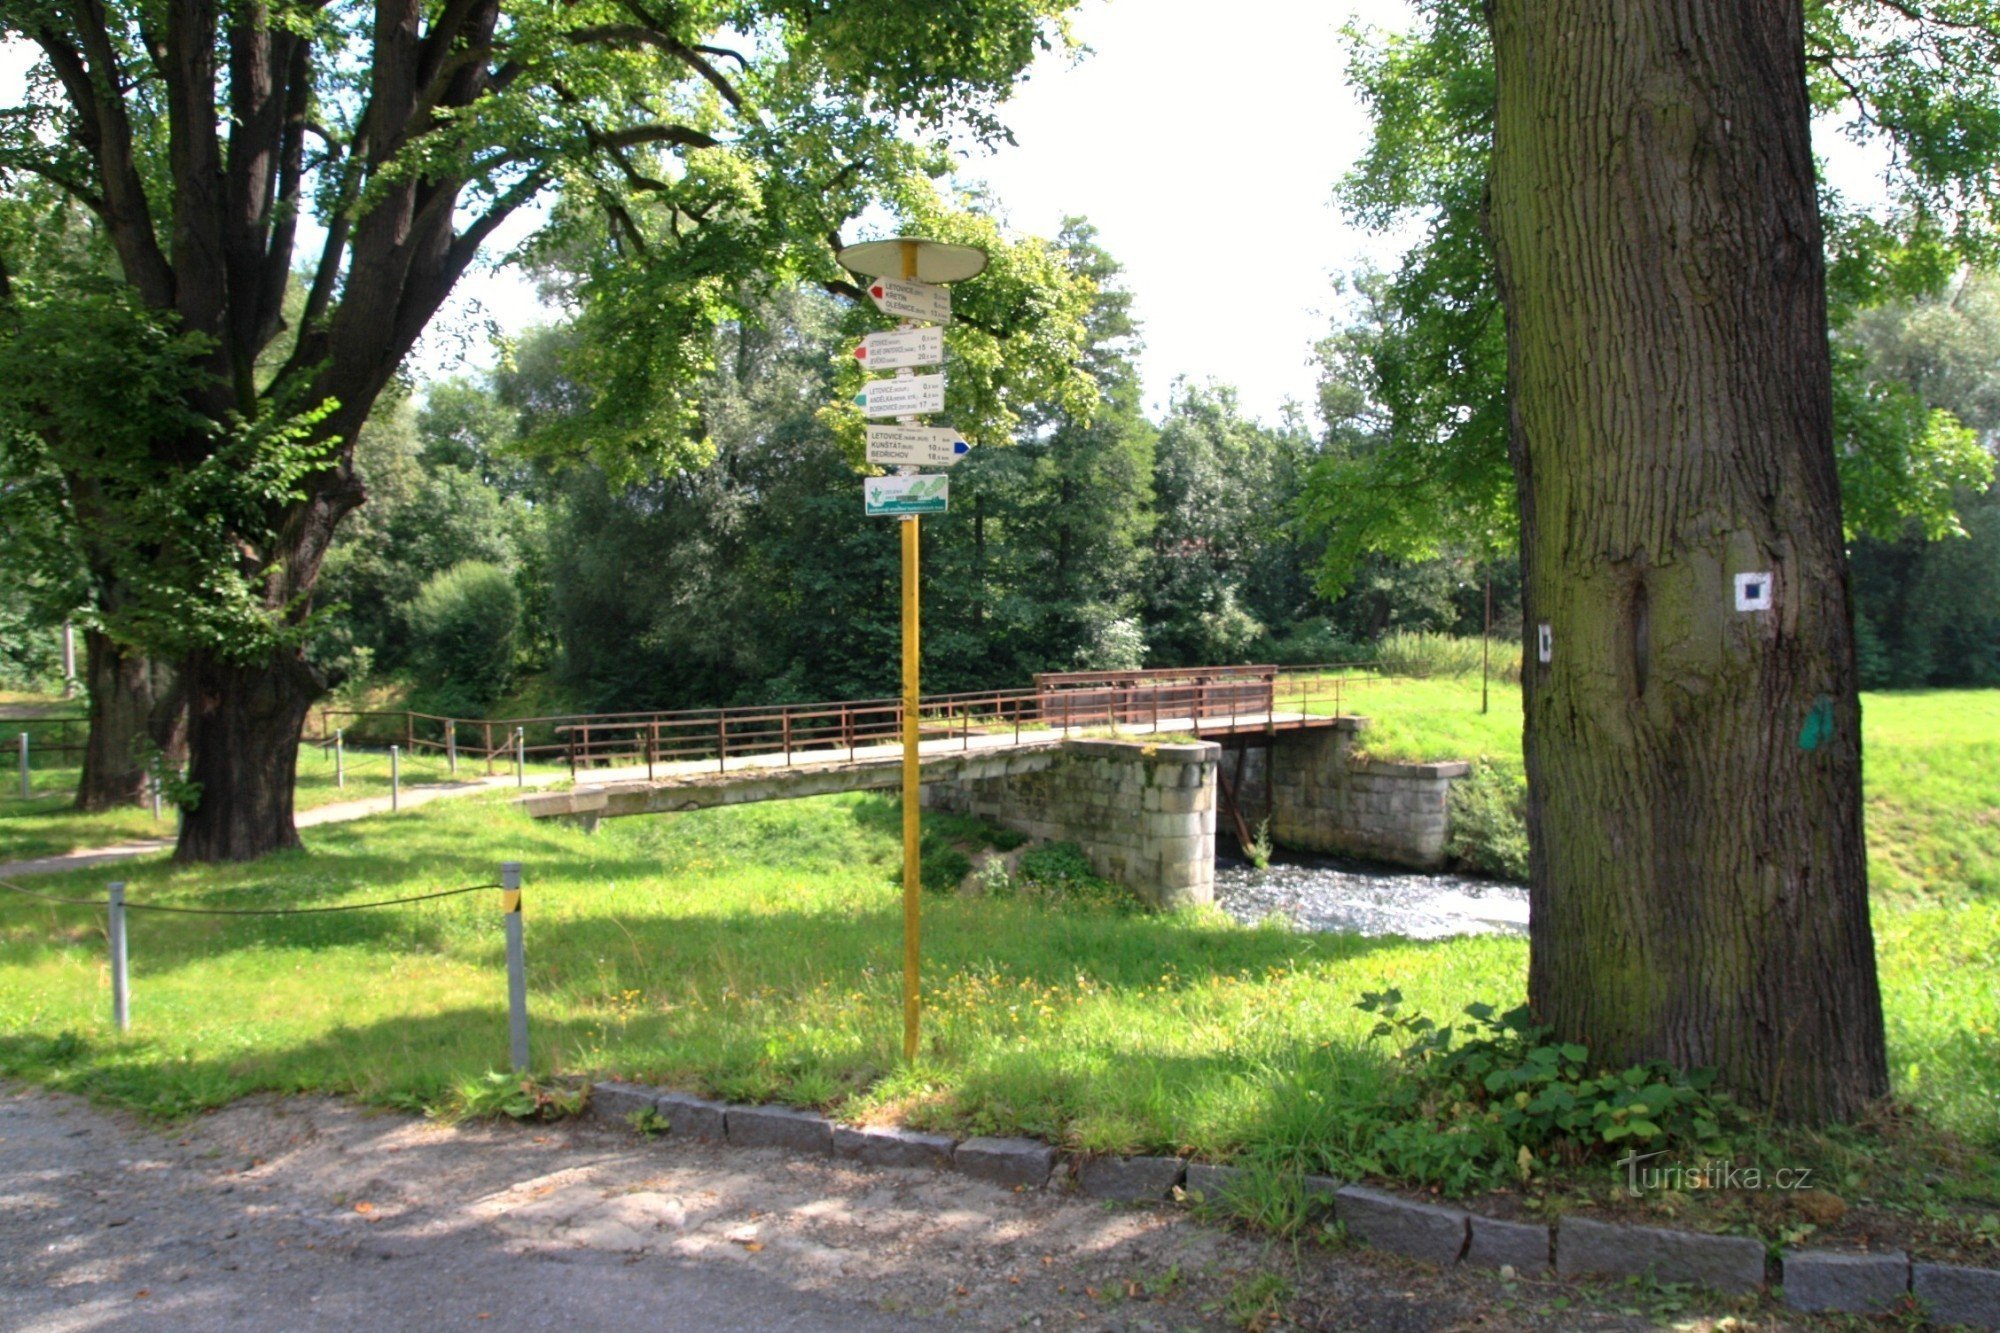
[854,327,945,371]
[855,372,945,419]
[866,276,951,324]
[865,474,950,517]
[865,424,971,469]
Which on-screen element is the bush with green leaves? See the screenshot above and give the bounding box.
[1446,758,1529,880]
[404,560,520,711]
[1345,990,1742,1193]
[1014,841,1136,911]
[1373,630,1522,683]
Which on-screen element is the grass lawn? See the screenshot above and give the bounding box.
[0,682,1993,1258]
[0,744,562,864]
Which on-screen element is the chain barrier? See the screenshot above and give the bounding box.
[0,876,502,916]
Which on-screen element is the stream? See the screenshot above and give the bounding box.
[1212,854,1528,939]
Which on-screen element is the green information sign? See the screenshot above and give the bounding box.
[864,475,950,517]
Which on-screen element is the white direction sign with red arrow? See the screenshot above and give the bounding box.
[865,275,951,324]
[866,424,971,469]
[854,372,945,419]
[854,326,945,371]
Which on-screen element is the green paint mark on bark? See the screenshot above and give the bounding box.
[1800,696,1836,751]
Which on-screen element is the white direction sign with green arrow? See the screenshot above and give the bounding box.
[855,372,945,418]
[865,424,971,469]
[865,276,951,324]
[854,326,945,371]
[865,474,950,517]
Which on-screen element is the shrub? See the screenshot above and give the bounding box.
[404,560,520,709]
[1346,991,1742,1193]
[1447,759,1530,881]
[1374,630,1522,683]
[1015,841,1135,911]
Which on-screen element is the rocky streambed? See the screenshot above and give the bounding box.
[1213,856,1528,939]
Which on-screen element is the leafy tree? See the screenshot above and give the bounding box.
[1310,0,2000,601]
[405,560,521,711]
[1488,0,1882,1121]
[1142,383,1315,667]
[0,0,1082,860]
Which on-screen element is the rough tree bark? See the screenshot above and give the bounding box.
[74,629,185,813]
[175,647,319,862]
[1487,0,1889,1121]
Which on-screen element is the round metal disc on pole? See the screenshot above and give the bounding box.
[836,237,988,285]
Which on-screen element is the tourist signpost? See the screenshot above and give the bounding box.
[864,424,971,469]
[854,327,945,371]
[836,234,988,1063]
[854,372,946,418]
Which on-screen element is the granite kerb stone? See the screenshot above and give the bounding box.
[954,1136,1057,1189]
[654,1090,728,1139]
[587,1080,658,1124]
[726,1102,835,1155]
[1913,1260,2000,1328]
[1466,1214,1553,1273]
[834,1124,957,1171]
[1075,1154,1187,1202]
[1781,1249,1910,1315]
[1334,1185,1469,1266]
[1557,1216,1766,1293]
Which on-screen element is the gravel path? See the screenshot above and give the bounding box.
[0,1084,1707,1331]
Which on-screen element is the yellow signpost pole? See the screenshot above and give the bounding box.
[840,232,984,1066]
[898,240,923,1064]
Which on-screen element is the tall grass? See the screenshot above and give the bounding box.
[1371,631,1523,684]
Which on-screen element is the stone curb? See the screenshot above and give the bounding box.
[586,1082,2000,1321]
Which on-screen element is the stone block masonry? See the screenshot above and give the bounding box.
[1262,718,1469,869]
[927,737,1218,908]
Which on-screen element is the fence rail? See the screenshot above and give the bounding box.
[306,664,1397,781]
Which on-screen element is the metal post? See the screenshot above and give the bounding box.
[1482,567,1493,716]
[150,773,162,822]
[335,729,345,789]
[901,510,922,1064]
[390,745,401,811]
[18,732,28,799]
[514,727,525,786]
[108,881,129,1032]
[484,722,495,776]
[502,862,528,1073]
[61,621,76,698]
[447,720,458,776]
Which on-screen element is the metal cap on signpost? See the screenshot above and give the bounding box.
[837,235,987,1065]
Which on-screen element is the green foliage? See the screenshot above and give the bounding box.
[448,1071,585,1123]
[1012,841,1134,911]
[1246,818,1273,872]
[1373,630,1520,682]
[405,563,522,711]
[1310,0,2000,602]
[1445,759,1529,882]
[920,845,974,896]
[1352,991,1741,1190]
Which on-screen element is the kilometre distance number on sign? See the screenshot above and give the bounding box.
[865,424,971,469]
[854,327,944,371]
[854,372,945,419]
[865,276,951,324]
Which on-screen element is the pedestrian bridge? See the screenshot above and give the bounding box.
[321,667,1464,907]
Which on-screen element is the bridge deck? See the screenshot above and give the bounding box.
[520,711,1340,821]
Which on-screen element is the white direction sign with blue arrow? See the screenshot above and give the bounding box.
[866,424,971,469]
[854,326,945,371]
[865,276,951,324]
[855,372,945,419]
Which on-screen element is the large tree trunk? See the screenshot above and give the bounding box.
[1488,0,1888,1121]
[74,630,180,812]
[173,648,322,863]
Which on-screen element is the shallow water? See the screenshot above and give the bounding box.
[1213,856,1528,940]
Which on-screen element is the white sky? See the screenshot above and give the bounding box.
[4,7,1897,428]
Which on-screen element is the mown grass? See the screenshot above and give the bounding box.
[0,745,560,864]
[0,683,1992,1256]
